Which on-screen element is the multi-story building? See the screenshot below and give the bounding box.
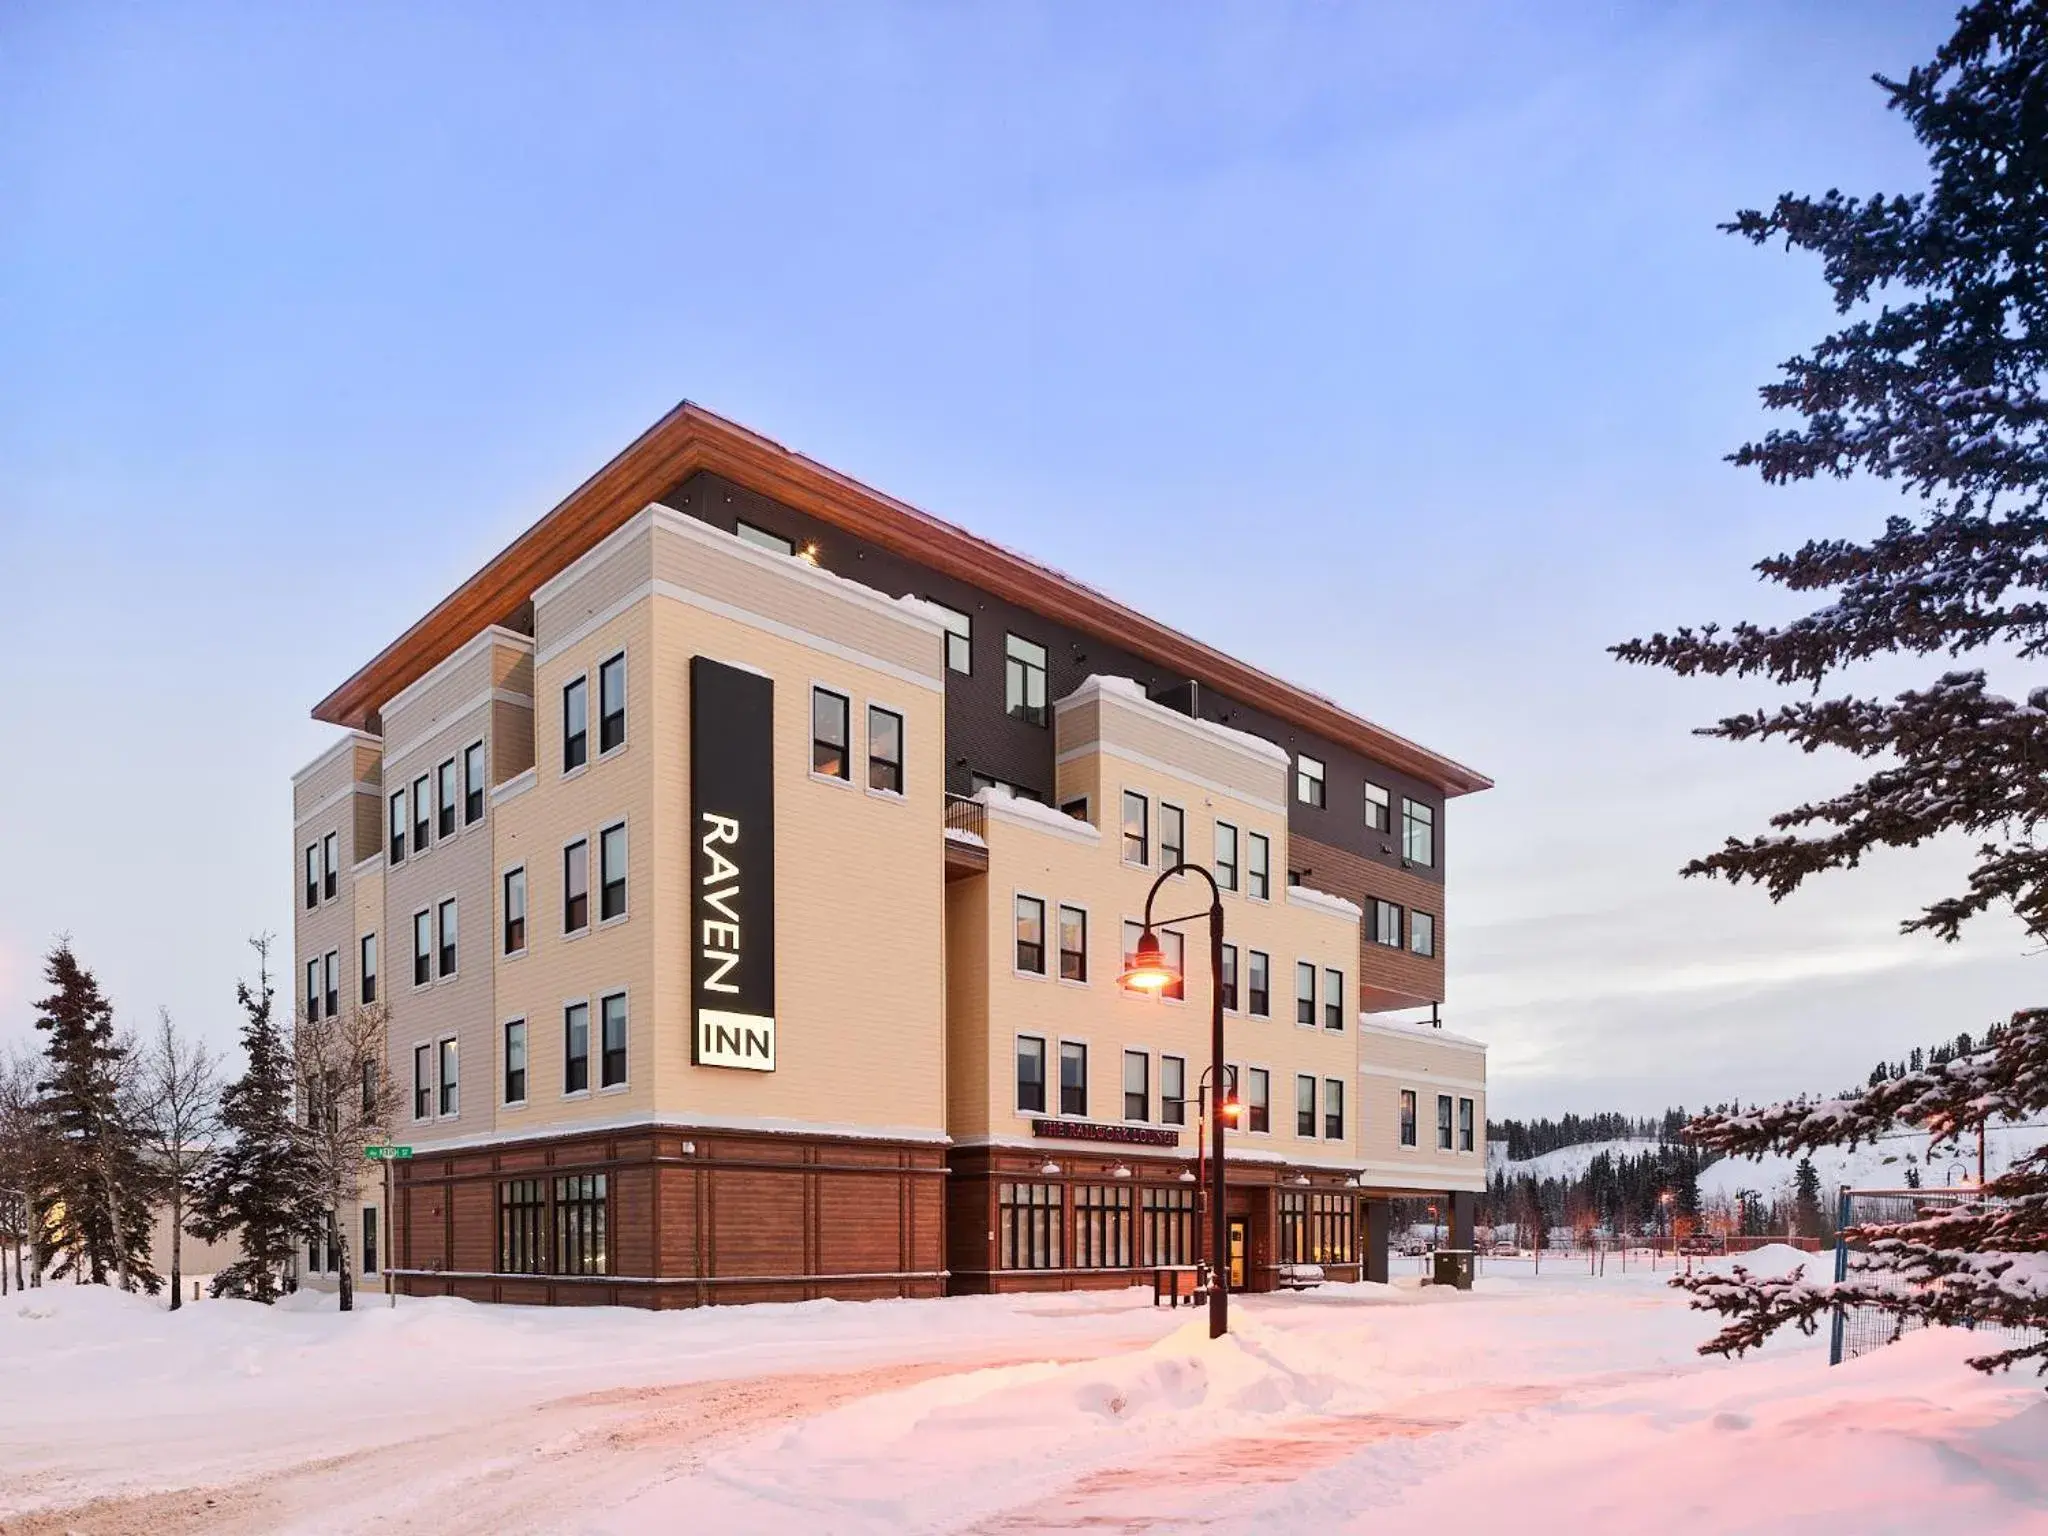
[291,403,1492,1305]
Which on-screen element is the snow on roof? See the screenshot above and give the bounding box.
[976,785,1102,841]
[1064,674,1291,767]
[1285,884,1362,921]
[1359,1013,1487,1051]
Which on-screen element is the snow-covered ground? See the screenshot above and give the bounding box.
[5,1254,2044,1534]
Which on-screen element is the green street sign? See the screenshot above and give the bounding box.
[364,1145,414,1161]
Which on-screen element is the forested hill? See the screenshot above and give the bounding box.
[1486,1110,1691,1162]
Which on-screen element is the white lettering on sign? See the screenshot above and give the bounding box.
[700,812,743,993]
[697,1009,776,1071]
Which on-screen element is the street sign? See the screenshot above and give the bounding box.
[364,1145,414,1161]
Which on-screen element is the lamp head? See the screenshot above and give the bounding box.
[1118,926,1178,992]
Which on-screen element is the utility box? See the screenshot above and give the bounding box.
[1431,1249,1475,1291]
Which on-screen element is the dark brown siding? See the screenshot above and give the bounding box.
[1294,833,1448,1008]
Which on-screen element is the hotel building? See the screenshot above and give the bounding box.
[291,404,1492,1305]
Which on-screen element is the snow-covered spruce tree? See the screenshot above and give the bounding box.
[30,941,160,1292]
[191,937,317,1302]
[1613,0,2048,1377]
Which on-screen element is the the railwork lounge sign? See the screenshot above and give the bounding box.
[691,656,776,1071]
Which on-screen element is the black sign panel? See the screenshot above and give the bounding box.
[690,656,776,1071]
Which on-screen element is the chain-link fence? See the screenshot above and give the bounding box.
[1829,1188,2045,1365]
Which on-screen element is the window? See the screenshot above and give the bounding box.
[1400,1089,1418,1147]
[1061,797,1090,822]
[360,1056,376,1116]
[1214,821,1238,891]
[1074,1185,1132,1268]
[303,845,318,910]
[504,1019,527,1105]
[1015,1035,1046,1114]
[1059,1041,1087,1117]
[564,1002,590,1094]
[736,519,793,556]
[1311,1193,1354,1263]
[562,676,588,772]
[598,652,626,754]
[359,933,377,1005]
[1278,1191,1307,1265]
[436,758,457,840]
[437,1037,459,1117]
[304,958,319,1022]
[1247,951,1270,1017]
[867,706,904,794]
[811,688,850,779]
[1411,911,1436,958]
[1365,782,1391,833]
[503,867,527,954]
[1296,1075,1317,1137]
[1140,1186,1195,1265]
[1247,1068,1270,1133]
[388,789,407,864]
[998,1183,1061,1269]
[1325,1078,1345,1139]
[1121,791,1148,865]
[1247,833,1269,900]
[564,839,589,933]
[1219,944,1238,1011]
[1160,803,1185,869]
[971,771,1044,804]
[1058,904,1087,982]
[554,1173,607,1276]
[1161,929,1185,1001]
[437,897,457,978]
[412,1044,432,1119]
[1161,1055,1186,1126]
[1372,899,1403,948]
[500,1178,546,1273]
[931,602,971,674]
[323,950,338,1018]
[1324,968,1344,1030]
[412,910,431,987]
[463,741,486,824]
[1013,894,1048,975]
[600,822,627,921]
[600,992,628,1088]
[1296,754,1325,808]
[322,832,338,901]
[362,1205,378,1275]
[1005,634,1048,726]
[1459,1097,1475,1152]
[1438,1094,1455,1151]
[1296,961,1316,1025]
[1403,798,1436,866]
[412,773,431,852]
[1123,1050,1149,1122]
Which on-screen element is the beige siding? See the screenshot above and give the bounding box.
[944,878,990,1139]
[1356,1021,1487,1192]
[1078,684,1288,812]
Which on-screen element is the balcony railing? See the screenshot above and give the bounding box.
[944,792,987,848]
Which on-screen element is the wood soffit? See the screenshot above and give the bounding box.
[313,401,1494,797]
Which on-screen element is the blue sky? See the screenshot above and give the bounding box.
[4,1,2031,1116]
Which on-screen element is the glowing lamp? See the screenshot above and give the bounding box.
[1118,927,1178,992]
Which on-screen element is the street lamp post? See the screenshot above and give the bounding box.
[1119,861,1228,1339]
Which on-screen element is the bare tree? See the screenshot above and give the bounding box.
[0,1046,47,1293]
[136,1008,221,1311]
[292,1003,396,1311]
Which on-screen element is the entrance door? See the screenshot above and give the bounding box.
[1227,1218,1247,1289]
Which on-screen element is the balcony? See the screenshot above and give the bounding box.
[944,793,988,879]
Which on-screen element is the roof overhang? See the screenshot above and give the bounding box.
[314,401,1493,797]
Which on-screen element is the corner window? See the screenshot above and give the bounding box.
[437,1037,459,1117]
[437,898,457,978]
[812,688,850,779]
[1459,1097,1476,1152]
[1214,821,1238,891]
[359,933,377,1006]
[564,839,589,934]
[1403,799,1436,866]
[1295,961,1316,1026]
[1247,1068,1270,1133]
[1323,968,1344,1030]
[503,867,527,954]
[867,706,904,794]
[412,1043,431,1120]
[931,601,971,674]
[1159,803,1185,869]
[322,832,338,901]
[1121,791,1149,866]
[1014,895,1046,975]
[1372,899,1403,948]
[1058,904,1087,982]
[303,845,318,910]
[736,519,794,556]
[1123,1050,1149,1122]
[564,1001,590,1094]
[1296,1075,1316,1138]
[463,741,486,824]
[1016,1035,1047,1114]
[1247,950,1270,1017]
[1296,754,1325,808]
[412,773,431,852]
[1400,1089,1418,1147]
[1161,1055,1186,1126]
[1005,634,1048,726]
[388,789,407,864]
[504,1020,527,1105]
[1325,1079,1345,1140]
[563,676,588,773]
[1411,911,1436,958]
[1437,1093,1454,1151]
[599,821,627,921]
[600,992,627,1088]
[1247,833,1269,900]
[1058,1041,1088,1117]
[411,910,431,987]
[436,758,457,840]
[598,652,626,755]
[1365,782,1391,834]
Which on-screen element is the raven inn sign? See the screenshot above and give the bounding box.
[690,656,777,1072]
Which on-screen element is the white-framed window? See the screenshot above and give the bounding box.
[1161,928,1185,1002]
[463,740,486,825]
[1014,894,1047,976]
[1058,903,1087,983]
[1161,1054,1187,1126]
[1159,803,1185,869]
[304,958,320,1021]
[359,933,377,1005]
[1411,911,1436,957]
[322,950,338,1018]
[1296,754,1325,808]
[600,991,628,1089]
[303,844,319,910]
[1295,961,1316,1025]
[437,1036,459,1117]
[564,838,589,934]
[564,1000,590,1094]
[388,788,407,864]
[1246,1067,1270,1133]
[436,898,458,979]
[411,910,432,987]
[1058,1040,1088,1117]
[1400,1088,1418,1147]
[504,1019,528,1106]
[1437,1093,1454,1151]
[599,821,628,922]
[1214,821,1238,891]
[503,866,527,955]
[1123,1049,1149,1122]
[1247,950,1270,1017]
[412,1043,432,1120]
[563,675,588,773]
[411,772,432,852]
[598,651,627,755]
[322,832,338,901]
[1323,968,1344,1030]
[1364,782,1391,834]
[1459,1096,1476,1153]
[930,601,971,674]
[1247,832,1269,900]
[1121,790,1149,866]
[867,705,904,795]
[1015,1033,1047,1114]
[1295,1074,1316,1138]
[1219,943,1238,1011]
[436,757,457,840]
[1325,1078,1345,1140]
[1403,798,1436,866]
[811,687,851,781]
